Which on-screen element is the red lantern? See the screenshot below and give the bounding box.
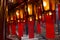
[18,20,24,38]
[45,12,55,39]
[11,15,16,35]
[28,17,34,38]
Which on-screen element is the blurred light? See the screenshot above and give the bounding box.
[23,20,25,22]
[28,0,30,2]
[28,4,32,15]
[36,14,38,20]
[39,15,41,19]
[16,10,19,19]
[29,17,32,21]
[7,17,9,22]
[49,12,52,15]
[11,16,13,20]
[20,9,23,19]
[47,13,48,16]
[16,10,19,16]
[18,20,20,22]
[43,1,47,7]
[9,0,13,3]
[43,0,49,11]
[38,7,40,9]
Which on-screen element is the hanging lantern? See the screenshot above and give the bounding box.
[43,0,50,11]
[45,12,55,39]
[28,17,34,38]
[18,21,24,38]
[10,15,16,35]
[28,4,33,15]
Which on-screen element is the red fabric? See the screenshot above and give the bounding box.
[28,21,34,38]
[37,22,41,34]
[58,4,60,20]
[18,22,24,38]
[45,14,55,38]
[11,23,16,35]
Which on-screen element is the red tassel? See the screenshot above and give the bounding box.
[37,22,41,34]
[45,14,55,38]
[28,21,34,38]
[18,22,24,38]
[11,23,16,35]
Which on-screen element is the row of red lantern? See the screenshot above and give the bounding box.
[7,11,56,39]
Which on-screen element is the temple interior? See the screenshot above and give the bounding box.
[0,0,60,40]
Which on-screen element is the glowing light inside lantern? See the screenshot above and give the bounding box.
[28,4,32,15]
[20,9,23,19]
[39,15,41,19]
[43,1,47,7]
[16,10,19,16]
[29,17,32,21]
[43,0,49,11]
[16,10,19,19]
[18,20,20,22]
[11,16,13,20]
[36,14,38,20]
[49,12,52,15]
